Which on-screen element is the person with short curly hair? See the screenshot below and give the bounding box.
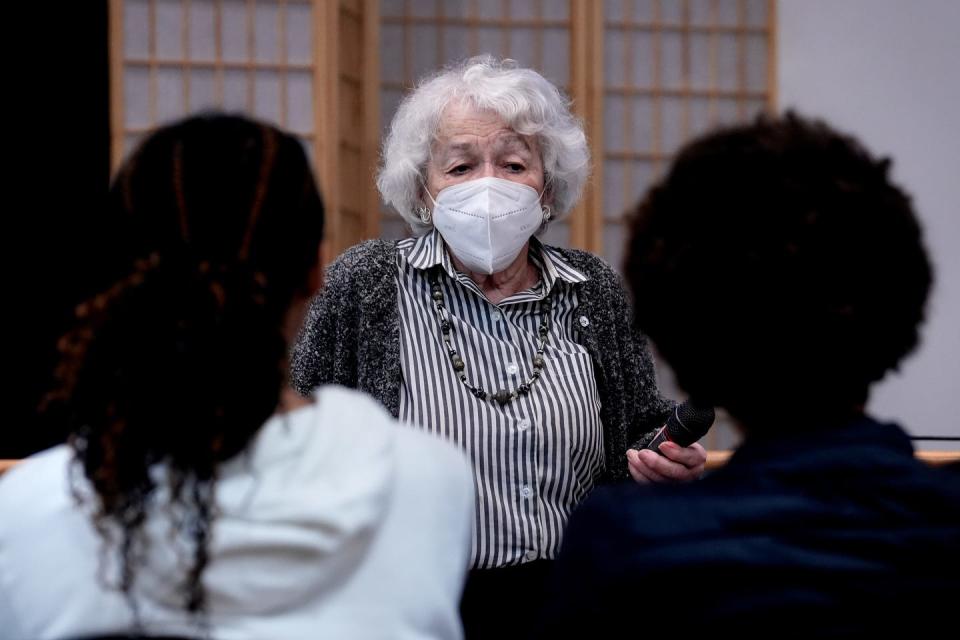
[545,112,959,636]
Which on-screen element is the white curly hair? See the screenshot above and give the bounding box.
[376,55,591,236]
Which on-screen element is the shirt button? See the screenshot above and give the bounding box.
[579,315,590,327]
[520,485,532,498]
[491,310,502,322]
[506,362,519,375]
[524,550,537,562]
[518,418,531,431]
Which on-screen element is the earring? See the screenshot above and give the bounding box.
[542,205,552,223]
[417,206,432,224]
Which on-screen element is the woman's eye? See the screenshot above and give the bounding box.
[448,165,471,175]
[505,163,525,172]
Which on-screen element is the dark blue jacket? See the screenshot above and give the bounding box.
[544,416,960,637]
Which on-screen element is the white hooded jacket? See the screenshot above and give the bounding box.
[0,385,474,640]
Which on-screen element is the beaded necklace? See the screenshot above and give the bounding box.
[428,265,551,406]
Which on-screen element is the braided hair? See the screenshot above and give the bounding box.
[44,113,324,615]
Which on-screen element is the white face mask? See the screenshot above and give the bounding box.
[429,176,544,275]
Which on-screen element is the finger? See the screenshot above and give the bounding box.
[676,444,707,480]
[645,448,702,482]
[628,461,650,484]
[625,450,651,484]
[634,449,672,483]
[658,441,708,468]
[627,449,657,481]
[653,451,705,482]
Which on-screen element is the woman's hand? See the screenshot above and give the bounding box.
[626,442,707,483]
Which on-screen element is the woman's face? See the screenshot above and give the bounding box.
[424,102,546,207]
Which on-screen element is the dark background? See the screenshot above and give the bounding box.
[6,3,111,456]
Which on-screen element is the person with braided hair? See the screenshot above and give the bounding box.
[0,113,474,640]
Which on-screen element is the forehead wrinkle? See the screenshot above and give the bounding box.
[431,129,536,166]
[432,139,477,163]
[448,141,477,154]
[492,133,534,155]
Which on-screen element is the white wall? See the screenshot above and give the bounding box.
[777,0,960,446]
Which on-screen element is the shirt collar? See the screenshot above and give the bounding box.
[405,229,589,293]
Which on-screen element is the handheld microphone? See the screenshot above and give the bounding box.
[644,401,716,453]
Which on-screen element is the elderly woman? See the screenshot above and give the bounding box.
[292,56,707,638]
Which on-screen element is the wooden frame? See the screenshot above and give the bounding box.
[5,450,958,476]
[315,0,382,255]
[314,0,339,256]
[109,0,125,173]
[568,0,591,250]
[705,450,960,471]
[362,0,382,241]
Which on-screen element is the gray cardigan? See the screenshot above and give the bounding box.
[290,239,672,483]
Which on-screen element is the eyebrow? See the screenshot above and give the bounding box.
[443,141,477,154]
[492,135,533,154]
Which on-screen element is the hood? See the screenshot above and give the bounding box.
[135,386,396,617]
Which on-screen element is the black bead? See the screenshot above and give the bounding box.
[452,356,465,371]
[533,356,545,369]
[494,390,511,406]
[433,291,443,301]
[519,384,531,395]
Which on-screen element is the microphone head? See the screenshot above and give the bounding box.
[665,401,716,447]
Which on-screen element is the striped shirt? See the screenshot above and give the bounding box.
[395,230,605,569]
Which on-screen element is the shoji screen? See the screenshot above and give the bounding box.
[112,0,317,165]
[111,0,381,255]
[599,0,775,268]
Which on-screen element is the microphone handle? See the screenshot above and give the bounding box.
[643,425,674,455]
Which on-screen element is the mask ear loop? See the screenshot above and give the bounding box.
[417,176,439,225]
[537,174,551,201]
[539,174,554,227]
